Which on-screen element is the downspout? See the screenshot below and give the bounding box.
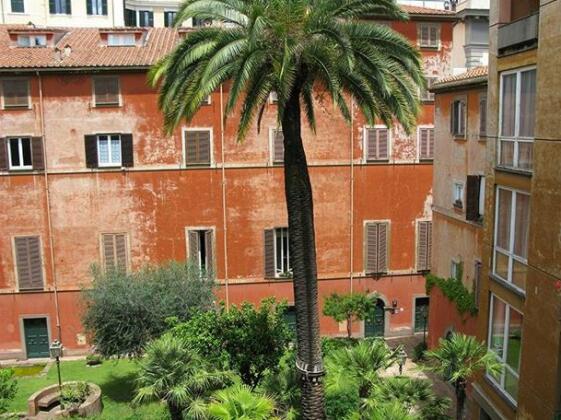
[349,97,355,295]
[0,0,5,24]
[219,84,229,308]
[37,71,62,341]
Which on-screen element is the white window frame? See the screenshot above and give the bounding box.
[498,66,536,171]
[96,134,122,167]
[492,186,530,290]
[487,294,522,405]
[450,258,461,280]
[418,23,440,49]
[451,98,466,137]
[273,227,291,277]
[107,33,136,47]
[7,137,33,170]
[181,127,214,167]
[478,176,486,217]
[10,0,25,14]
[1,78,31,110]
[269,91,279,104]
[363,124,391,162]
[185,226,215,272]
[417,125,434,161]
[92,76,121,106]
[453,181,464,207]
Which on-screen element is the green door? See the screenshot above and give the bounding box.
[23,318,49,358]
[283,306,297,334]
[365,299,385,337]
[414,297,429,333]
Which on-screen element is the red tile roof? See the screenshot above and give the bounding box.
[400,5,456,15]
[432,66,488,90]
[0,25,181,70]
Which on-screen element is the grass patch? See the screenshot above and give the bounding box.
[11,364,46,377]
[7,359,168,419]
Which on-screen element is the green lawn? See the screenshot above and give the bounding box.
[7,359,168,419]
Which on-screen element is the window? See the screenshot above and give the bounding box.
[124,8,136,26]
[421,77,437,101]
[93,76,120,106]
[11,0,25,13]
[466,175,485,222]
[488,294,523,403]
[164,11,177,27]
[453,182,464,208]
[283,306,297,333]
[269,91,278,104]
[365,127,389,161]
[499,68,536,171]
[138,10,154,27]
[418,23,440,48]
[192,17,212,27]
[450,259,461,281]
[8,137,32,170]
[187,229,214,274]
[418,127,434,160]
[271,128,284,164]
[451,99,466,137]
[87,0,107,16]
[479,94,487,137]
[49,0,71,14]
[17,34,47,47]
[364,221,389,274]
[107,33,135,46]
[264,227,291,278]
[184,130,211,165]
[101,233,128,273]
[493,187,530,291]
[97,135,121,167]
[416,220,432,272]
[14,236,44,290]
[85,134,133,168]
[1,79,29,109]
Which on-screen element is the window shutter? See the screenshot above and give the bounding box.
[417,221,432,271]
[102,0,108,15]
[429,129,435,158]
[264,229,275,278]
[49,0,55,13]
[188,230,200,267]
[0,138,7,171]
[102,234,115,270]
[66,0,71,13]
[419,129,428,159]
[86,0,92,14]
[31,137,45,171]
[377,223,388,272]
[114,234,127,272]
[366,128,376,160]
[185,131,211,165]
[460,101,466,136]
[15,236,44,290]
[466,175,481,221]
[85,135,98,168]
[377,129,388,159]
[479,97,487,136]
[121,134,133,167]
[426,222,432,270]
[198,131,211,164]
[365,223,378,273]
[204,230,214,276]
[273,130,284,163]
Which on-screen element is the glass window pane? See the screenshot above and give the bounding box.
[518,142,533,170]
[496,189,512,250]
[500,140,514,167]
[504,368,519,400]
[519,70,536,138]
[494,251,510,281]
[9,139,20,166]
[514,193,530,258]
[489,297,506,357]
[501,74,516,137]
[275,230,282,273]
[506,308,523,373]
[110,137,121,163]
[21,138,31,166]
[512,259,527,290]
[488,355,503,383]
[98,137,109,163]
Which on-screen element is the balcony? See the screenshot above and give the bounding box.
[498,12,539,55]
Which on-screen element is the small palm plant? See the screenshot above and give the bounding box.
[134,334,233,420]
[207,384,276,419]
[150,1,424,415]
[425,333,501,420]
[326,339,399,398]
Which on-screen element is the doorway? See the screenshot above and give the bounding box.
[365,299,385,337]
[23,318,50,358]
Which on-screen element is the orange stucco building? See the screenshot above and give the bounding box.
[0,6,456,359]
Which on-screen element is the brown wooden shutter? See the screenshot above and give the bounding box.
[419,129,428,159]
[185,131,211,165]
[273,129,284,163]
[198,131,211,164]
[377,223,388,273]
[460,100,466,136]
[416,221,432,271]
[378,129,388,159]
[85,135,98,168]
[264,229,275,278]
[114,234,127,273]
[94,77,119,106]
[466,175,481,221]
[121,134,133,167]
[31,137,44,171]
[188,230,200,267]
[365,223,378,273]
[204,230,214,276]
[479,96,487,136]
[14,236,44,290]
[366,128,376,160]
[426,222,432,270]
[0,138,7,171]
[450,101,455,133]
[102,234,115,270]
[429,128,435,158]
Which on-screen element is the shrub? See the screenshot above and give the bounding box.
[0,369,17,414]
[82,261,214,357]
[85,354,103,366]
[413,341,428,362]
[60,382,90,410]
[171,298,292,388]
[323,292,378,338]
[321,337,358,356]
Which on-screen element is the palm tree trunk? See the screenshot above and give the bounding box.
[455,380,466,420]
[167,401,183,420]
[281,81,325,419]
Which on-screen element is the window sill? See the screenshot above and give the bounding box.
[478,135,488,141]
[484,374,518,411]
[184,163,212,168]
[419,45,440,51]
[49,13,72,16]
[93,103,121,108]
[419,158,434,162]
[18,288,45,293]
[365,159,390,164]
[2,105,31,111]
[495,166,532,177]
[489,273,526,298]
[453,135,467,141]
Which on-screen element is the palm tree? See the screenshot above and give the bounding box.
[207,384,276,419]
[425,333,501,420]
[150,1,423,416]
[326,339,399,398]
[134,334,233,420]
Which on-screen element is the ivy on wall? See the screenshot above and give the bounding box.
[425,265,478,316]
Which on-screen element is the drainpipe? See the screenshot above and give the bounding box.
[349,97,355,295]
[219,84,229,308]
[0,0,5,24]
[37,71,62,341]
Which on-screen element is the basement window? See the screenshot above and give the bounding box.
[17,34,47,47]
